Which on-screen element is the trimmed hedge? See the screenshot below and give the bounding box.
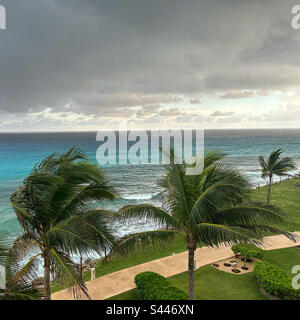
[231,244,264,260]
[134,271,187,300]
[255,261,300,300]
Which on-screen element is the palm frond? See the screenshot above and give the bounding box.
[203,150,226,168]
[259,149,297,179]
[6,253,41,289]
[46,210,116,256]
[162,163,194,222]
[36,147,87,174]
[6,233,41,285]
[240,225,295,241]
[48,249,89,300]
[116,230,179,255]
[190,182,247,227]
[0,283,43,300]
[201,161,252,192]
[54,183,115,223]
[57,147,88,163]
[215,201,291,227]
[0,236,43,300]
[0,237,9,266]
[272,157,297,176]
[258,156,269,178]
[10,173,62,230]
[113,204,180,229]
[193,223,261,247]
[268,149,283,168]
[58,161,108,185]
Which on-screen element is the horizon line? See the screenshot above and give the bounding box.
[0,127,300,134]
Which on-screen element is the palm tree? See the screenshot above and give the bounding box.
[0,237,43,300]
[10,147,117,300]
[259,149,297,203]
[113,151,294,300]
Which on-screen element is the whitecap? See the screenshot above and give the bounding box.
[121,193,158,200]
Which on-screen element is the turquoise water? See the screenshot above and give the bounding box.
[1,129,300,243]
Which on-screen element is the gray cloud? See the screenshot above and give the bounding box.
[219,91,255,100]
[0,0,300,130]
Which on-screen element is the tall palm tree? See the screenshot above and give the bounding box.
[113,151,294,300]
[0,237,43,300]
[259,149,297,203]
[10,148,116,300]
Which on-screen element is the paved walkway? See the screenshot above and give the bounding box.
[52,232,300,300]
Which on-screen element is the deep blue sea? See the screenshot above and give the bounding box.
[1,129,300,246]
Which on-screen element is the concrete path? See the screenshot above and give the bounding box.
[52,231,300,300]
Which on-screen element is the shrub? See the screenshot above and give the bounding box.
[231,244,264,260]
[255,261,300,300]
[134,271,187,300]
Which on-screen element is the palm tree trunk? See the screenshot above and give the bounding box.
[187,240,197,300]
[43,255,51,300]
[104,248,107,263]
[267,176,272,203]
[79,256,83,280]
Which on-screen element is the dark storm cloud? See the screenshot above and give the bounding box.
[0,0,299,117]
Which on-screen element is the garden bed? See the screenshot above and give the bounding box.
[211,256,260,274]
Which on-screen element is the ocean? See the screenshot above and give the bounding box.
[1,129,300,247]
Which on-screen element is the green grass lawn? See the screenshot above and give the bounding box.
[251,178,300,231]
[264,246,300,274]
[108,246,300,300]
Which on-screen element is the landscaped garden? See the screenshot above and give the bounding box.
[105,178,300,300]
[53,175,300,298]
[109,246,300,300]
[82,178,300,283]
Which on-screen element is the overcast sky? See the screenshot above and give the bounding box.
[0,0,300,131]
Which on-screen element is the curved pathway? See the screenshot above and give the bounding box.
[52,231,300,300]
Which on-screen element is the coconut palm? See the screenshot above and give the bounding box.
[113,150,294,300]
[10,147,116,300]
[0,237,43,300]
[259,149,297,203]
